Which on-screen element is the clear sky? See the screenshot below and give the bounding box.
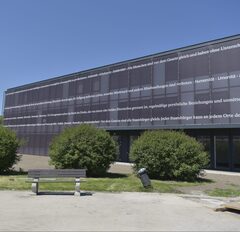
[1,0,240,113]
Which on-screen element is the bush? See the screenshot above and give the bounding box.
[49,124,118,176]
[0,126,21,173]
[130,130,209,181]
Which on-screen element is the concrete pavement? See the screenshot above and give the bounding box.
[0,191,240,231]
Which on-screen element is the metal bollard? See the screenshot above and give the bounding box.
[138,168,151,188]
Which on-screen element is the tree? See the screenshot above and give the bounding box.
[130,130,209,181]
[49,124,118,176]
[0,116,3,125]
[0,125,21,173]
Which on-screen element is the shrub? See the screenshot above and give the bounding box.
[49,124,118,176]
[130,130,209,181]
[0,126,21,173]
[0,116,3,125]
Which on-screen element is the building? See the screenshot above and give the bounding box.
[3,34,240,171]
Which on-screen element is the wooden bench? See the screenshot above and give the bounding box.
[27,169,86,196]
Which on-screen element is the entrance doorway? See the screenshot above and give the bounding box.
[232,136,240,171]
[214,136,230,170]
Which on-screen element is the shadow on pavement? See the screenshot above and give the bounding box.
[37,191,93,196]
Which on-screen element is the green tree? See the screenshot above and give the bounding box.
[49,124,118,177]
[0,125,21,173]
[0,116,3,125]
[130,130,209,181]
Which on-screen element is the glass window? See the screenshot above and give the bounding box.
[129,59,152,87]
[212,90,230,124]
[110,64,128,90]
[92,77,100,92]
[194,92,210,116]
[164,53,178,81]
[69,82,76,97]
[153,58,165,86]
[118,101,128,121]
[210,39,240,75]
[83,79,91,94]
[215,136,230,169]
[179,47,209,79]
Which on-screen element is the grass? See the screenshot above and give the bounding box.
[3,171,240,198]
[0,173,203,193]
[206,187,240,197]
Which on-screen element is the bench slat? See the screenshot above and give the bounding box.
[28,169,86,178]
[26,179,86,183]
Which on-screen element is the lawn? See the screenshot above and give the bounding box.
[206,186,240,197]
[0,173,203,193]
[2,172,240,197]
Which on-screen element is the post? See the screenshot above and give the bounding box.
[74,178,81,196]
[32,178,39,195]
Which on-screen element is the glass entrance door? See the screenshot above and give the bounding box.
[214,136,230,170]
[233,136,240,171]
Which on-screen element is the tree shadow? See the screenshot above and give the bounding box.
[195,177,215,184]
[1,169,27,176]
[37,191,93,196]
[149,176,214,184]
[89,172,129,178]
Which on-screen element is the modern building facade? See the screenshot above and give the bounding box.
[3,35,240,171]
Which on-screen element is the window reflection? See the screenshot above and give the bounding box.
[233,136,240,169]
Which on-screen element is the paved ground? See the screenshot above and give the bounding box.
[177,171,240,195]
[0,191,240,231]
[14,154,134,174]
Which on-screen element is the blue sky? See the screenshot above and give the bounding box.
[0,0,240,113]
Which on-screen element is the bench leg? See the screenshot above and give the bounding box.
[32,178,39,195]
[74,178,80,196]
